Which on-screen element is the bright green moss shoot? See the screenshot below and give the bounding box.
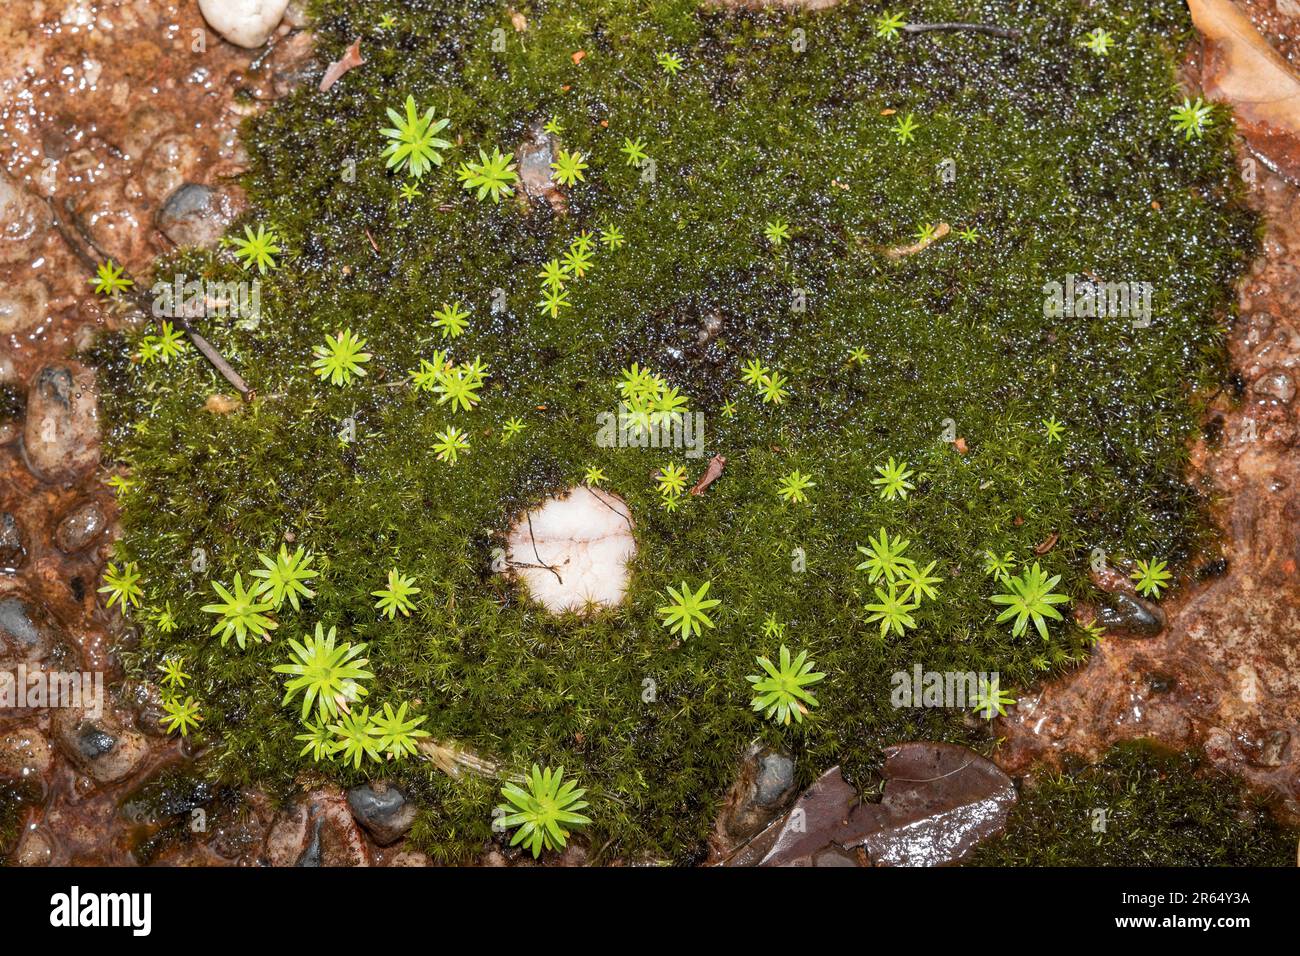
[95,0,1256,862]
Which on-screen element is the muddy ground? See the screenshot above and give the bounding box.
[1,1,1298,864]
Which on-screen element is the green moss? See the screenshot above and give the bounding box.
[95,0,1256,862]
[970,742,1298,866]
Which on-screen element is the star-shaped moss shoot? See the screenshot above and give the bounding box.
[982,549,1015,583]
[372,569,420,619]
[620,136,649,167]
[971,678,1016,719]
[496,765,591,858]
[656,580,721,639]
[201,573,277,649]
[1171,97,1213,141]
[874,11,906,40]
[329,706,382,768]
[456,147,520,203]
[431,300,470,339]
[758,371,789,405]
[228,224,281,274]
[380,95,451,178]
[137,321,186,365]
[855,528,914,584]
[157,657,189,691]
[90,259,133,297]
[251,544,319,612]
[550,148,589,186]
[160,696,202,737]
[538,258,569,292]
[562,241,594,278]
[656,51,684,75]
[99,560,144,610]
[273,623,372,721]
[1041,415,1065,443]
[311,329,372,386]
[891,112,918,145]
[764,218,791,246]
[537,286,572,318]
[654,463,688,499]
[747,645,826,725]
[1080,27,1113,56]
[501,416,526,443]
[899,559,942,604]
[1130,558,1172,599]
[295,718,335,762]
[776,469,815,504]
[434,358,489,412]
[433,425,471,464]
[865,583,919,637]
[368,701,430,759]
[583,465,607,486]
[599,224,625,251]
[871,457,915,500]
[989,562,1069,640]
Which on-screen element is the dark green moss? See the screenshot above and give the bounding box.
[0,383,23,422]
[96,0,1256,862]
[970,742,1298,866]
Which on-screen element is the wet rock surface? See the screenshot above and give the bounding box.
[346,781,417,846]
[505,486,636,613]
[21,364,100,485]
[157,183,244,250]
[711,744,797,850]
[199,0,292,49]
[0,170,51,265]
[53,500,106,554]
[53,710,150,784]
[265,787,371,866]
[0,511,25,571]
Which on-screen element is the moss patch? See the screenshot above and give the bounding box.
[95,0,1255,862]
[970,742,1298,866]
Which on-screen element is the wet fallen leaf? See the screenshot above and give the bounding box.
[572,50,586,65]
[1189,0,1300,180]
[953,436,968,454]
[1033,531,1060,555]
[722,742,1016,867]
[319,38,365,92]
[690,454,727,496]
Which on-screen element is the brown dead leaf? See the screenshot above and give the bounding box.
[319,38,365,92]
[1189,0,1300,180]
[572,50,586,65]
[689,454,727,496]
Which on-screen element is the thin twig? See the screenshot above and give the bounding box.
[47,197,253,400]
[903,22,1021,39]
[524,510,564,585]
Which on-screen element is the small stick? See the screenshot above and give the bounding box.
[903,22,1022,39]
[48,197,253,400]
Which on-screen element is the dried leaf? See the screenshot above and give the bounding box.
[689,454,726,496]
[319,38,365,92]
[1189,0,1300,180]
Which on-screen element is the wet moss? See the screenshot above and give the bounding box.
[970,742,1298,866]
[97,0,1256,861]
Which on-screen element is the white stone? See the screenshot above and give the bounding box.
[197,0,289,48]
[505,487,636,614]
